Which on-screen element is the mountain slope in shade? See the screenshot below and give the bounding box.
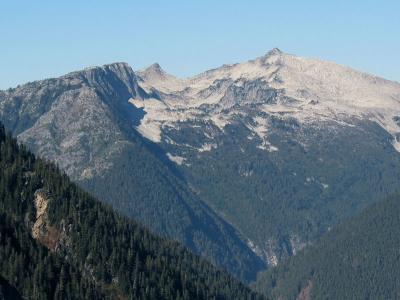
[0,64,265,282]
[0,124,263,299]
[253,192,400,299]
[0,276,23,300]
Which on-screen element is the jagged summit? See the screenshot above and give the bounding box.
[62,62,137,86]
[59,61,148,101]
[266,47,283,56]
[68,62,132,75]
[145,62,164,73]
[93,61,130,68]
[138,62,174,77]
[137,62,170,81]
[136,63,185,94]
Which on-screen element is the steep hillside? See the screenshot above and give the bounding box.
[0,64,264,281]
[0,124,263,299]
[254,192,400,299]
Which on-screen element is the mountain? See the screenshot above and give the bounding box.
[0,63,264,282]
[133,48,400,265]
[0,123,263,299]
[2,49,400,278]
[253,192,400,299]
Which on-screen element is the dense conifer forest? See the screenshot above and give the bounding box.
[254,191,400,299]
[0,123,263,299]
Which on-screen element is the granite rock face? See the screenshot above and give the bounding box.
[1,63,146,179]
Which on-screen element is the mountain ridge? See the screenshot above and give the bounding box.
[132,49,400,150]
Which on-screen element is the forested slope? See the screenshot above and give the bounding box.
[0,123,262,299]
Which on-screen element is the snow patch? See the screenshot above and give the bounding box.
[393,139,400,152]
[210,115,230,130]
[269,145,279,152]
[198,143,217,152]
[252,116,268,139]
[257,142,279,152]
[167,153,185,165]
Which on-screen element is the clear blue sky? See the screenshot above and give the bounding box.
[1,0,399,89]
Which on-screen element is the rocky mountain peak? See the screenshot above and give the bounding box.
[137,63,171,80]
[66,62,133,79]
[147,62,164,73]
[61,62,148,101]
[136,63,185,94]
[265,47,283,56]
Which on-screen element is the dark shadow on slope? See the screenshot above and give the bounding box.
[0,275,23,300]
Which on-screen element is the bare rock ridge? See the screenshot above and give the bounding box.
[32,190,49,240]
[31,189,65,251]
[266,47,283,55]
[0,62,149,179]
